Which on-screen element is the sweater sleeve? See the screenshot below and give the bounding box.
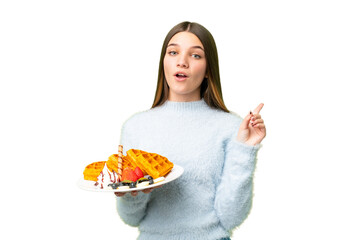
[115,117,151,227]
[214,134,261,231]
[116,192,151,227]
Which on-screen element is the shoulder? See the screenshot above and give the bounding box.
[208,107,243,128]
[121,106,165,133]
[120,109,154,149]
[122,109,151,130]
[227,110,244,126]
[200,107,243,140]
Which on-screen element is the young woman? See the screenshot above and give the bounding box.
[115,21,266,240]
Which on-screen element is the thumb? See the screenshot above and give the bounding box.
[238,112,252,131]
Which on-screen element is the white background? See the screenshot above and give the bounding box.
[1,0,359,239]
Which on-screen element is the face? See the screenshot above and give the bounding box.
[164,31,207,102]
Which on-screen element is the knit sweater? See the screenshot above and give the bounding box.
[116,99,260,240]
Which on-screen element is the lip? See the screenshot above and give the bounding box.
[174,72,189,82]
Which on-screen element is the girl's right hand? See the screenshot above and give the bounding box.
[114,186,161,197]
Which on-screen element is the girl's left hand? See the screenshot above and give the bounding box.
[237,103,266,146]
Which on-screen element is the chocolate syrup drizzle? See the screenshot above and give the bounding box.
[94,169,119,189]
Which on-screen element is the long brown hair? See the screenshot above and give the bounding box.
[151,21,229,112]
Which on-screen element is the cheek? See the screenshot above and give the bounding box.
[193,62,207,79]
[163,57,172,76]
[163,57,169,72]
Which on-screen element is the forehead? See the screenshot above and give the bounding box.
[168,32,204,48]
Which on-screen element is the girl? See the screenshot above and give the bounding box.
[115,21,266,240]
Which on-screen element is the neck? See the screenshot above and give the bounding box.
[167,91,201,102]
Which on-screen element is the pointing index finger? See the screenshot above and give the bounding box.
[253,103,264,114]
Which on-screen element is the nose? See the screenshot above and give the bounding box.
[176,54,188,68]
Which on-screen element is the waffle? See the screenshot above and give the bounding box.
[122,155,140,172]
[106,154,121,173]
[126,149,174,179]
[83,161,106,181]
[107,154,138,172]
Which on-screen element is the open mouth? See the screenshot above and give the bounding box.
[176,73,187,77]
[175,73,188,80]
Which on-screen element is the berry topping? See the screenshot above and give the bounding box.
[108,182,121,189]
[134,167,144,179]
[121,167,139,182]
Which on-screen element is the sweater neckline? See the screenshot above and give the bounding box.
[160,98,209,112]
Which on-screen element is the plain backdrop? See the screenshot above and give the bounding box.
[1,0,359,239]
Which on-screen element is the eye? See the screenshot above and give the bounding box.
[168,51,177,56]
[192,54,201,59]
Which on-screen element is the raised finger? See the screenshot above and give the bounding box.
[253,103,264,114]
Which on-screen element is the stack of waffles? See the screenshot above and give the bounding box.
[83,148,173,182]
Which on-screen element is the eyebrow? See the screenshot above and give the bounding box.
[167,43,204,52]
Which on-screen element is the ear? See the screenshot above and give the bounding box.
[204,71,209,79]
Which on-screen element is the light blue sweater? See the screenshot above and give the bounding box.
[116,99,260,240]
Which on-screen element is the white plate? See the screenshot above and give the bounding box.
[77,164,184,193]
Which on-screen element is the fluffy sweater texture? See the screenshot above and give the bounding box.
[116,99,260,240]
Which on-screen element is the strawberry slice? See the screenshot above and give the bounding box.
[134,167,144,179]
[121,167,138,182]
